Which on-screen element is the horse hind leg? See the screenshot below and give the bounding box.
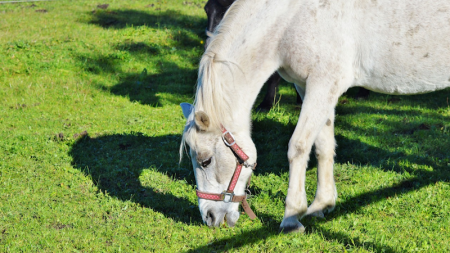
[305,112,337,218]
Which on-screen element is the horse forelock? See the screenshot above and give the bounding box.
[179,114,197,162]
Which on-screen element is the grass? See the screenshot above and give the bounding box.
[0,0,449,252]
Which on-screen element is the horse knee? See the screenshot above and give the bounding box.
[288,140,308,163]
[315,142,336,159]
[314,133,336,158]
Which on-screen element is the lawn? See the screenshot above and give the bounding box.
[0,0,449,252]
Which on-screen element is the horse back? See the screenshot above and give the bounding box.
[281,0,450,94]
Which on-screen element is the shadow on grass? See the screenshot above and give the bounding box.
[66,123,404,251]
[69,132,201,225]
[67,101,449,251]
[189,99,449,251]
[89,9,205,35]
[343,87,450,111]
[79,7,450,251]
[78,8,206,107]
[76,41,199,107]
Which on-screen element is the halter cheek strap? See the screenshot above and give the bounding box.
[195,127,257,220]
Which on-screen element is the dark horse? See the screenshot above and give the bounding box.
[203,0,369,110]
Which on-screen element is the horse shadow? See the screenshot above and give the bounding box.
[251,88,450,181]
[77,8,206,107]
[67,130,403,252]
[69,132,202,224]
[88,57,197,107]
[79,7,450,250]
[189,115,449,252]
[198,95,448,252]
[67,98,449,251]
[89,9,205,35]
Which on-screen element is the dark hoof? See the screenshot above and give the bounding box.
[309,211,325,219]
[279,224,305,234]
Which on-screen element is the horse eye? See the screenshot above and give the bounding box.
[201,157,212,167]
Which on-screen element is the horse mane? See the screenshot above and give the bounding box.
[194,51,244,129]
[179,0,249,161]
[194,0,251,126]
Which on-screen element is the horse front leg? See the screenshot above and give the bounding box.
[280,78,341,233]
[305,111,337,218]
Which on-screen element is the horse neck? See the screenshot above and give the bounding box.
[204,1,299,134]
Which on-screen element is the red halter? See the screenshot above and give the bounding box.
[195,127,257,220]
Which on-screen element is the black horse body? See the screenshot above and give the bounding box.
[203,0,368,110]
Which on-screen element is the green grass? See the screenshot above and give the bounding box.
[1,0,449,252]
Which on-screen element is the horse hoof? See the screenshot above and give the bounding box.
[279,218,305,234]
[279,224,305,234]
[309,210,325,219]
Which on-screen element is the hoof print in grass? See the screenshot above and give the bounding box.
[97,4,109,9]
[52,133,65,142]
[73,131,88,140]
[35,9,48,13]
[10,104,27,109]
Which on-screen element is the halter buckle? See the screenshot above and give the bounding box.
[222,192,234,203]
[222,131,236,146]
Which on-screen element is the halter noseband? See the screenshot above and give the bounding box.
[195,127,257,220]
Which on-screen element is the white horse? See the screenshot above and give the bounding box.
[180,0,450,232]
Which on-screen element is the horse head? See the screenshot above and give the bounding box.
[180,103,256,227]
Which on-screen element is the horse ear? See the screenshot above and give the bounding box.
[195,111,210,131]
[180,103,193,119]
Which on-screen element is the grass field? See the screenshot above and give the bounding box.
[1,0,449,252]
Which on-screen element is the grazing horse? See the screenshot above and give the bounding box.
[204,0,296,111]
[181,0,450,232]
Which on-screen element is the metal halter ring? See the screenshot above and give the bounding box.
[222,192,234,203]
[222,131,236,146]
[243,162,256,168]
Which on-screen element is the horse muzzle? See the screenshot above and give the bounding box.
[203,206,240,227]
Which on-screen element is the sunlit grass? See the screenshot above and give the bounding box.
[1,0,449,252]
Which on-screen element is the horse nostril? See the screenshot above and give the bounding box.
[206,211,215,226]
